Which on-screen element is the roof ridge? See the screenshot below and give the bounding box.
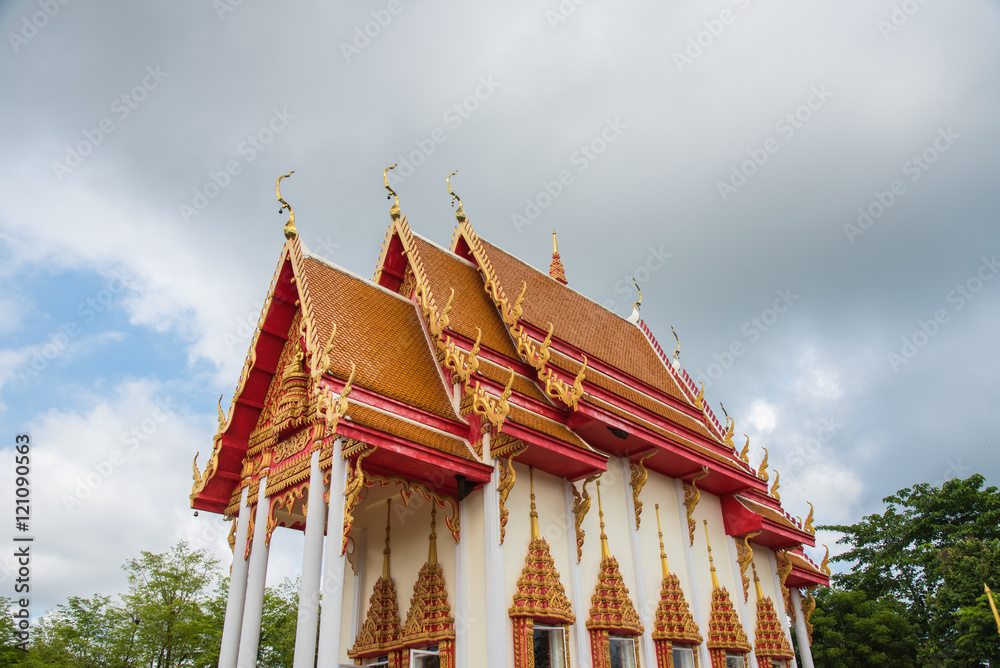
[410,231,479,270]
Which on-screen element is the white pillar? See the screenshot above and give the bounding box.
[563,480,591,668]
[790,589,815,668]
[455,498,469,668]
[725,537,758,668]
[219,485,252,668]
[238,476,271,668]
[482,434,509,668]
[351,529,367,639]
[621,458,654,668]
[316,439,350,668]
[293,450,328,668]
[768,551,797,668]
[674,482,711,668]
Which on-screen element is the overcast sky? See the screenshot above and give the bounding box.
[1,0,998,615]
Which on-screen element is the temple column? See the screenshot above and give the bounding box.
[563,479,592,668]
[482,433,509,668]
[293,449,328,668]
[237,476,271,668]
[621,458,654,668]
[455,497,470,668]
[790,589,815,668]
[350,529,368,638]
[317,438,349,668]
[768,552,797,668]
[674,482,711,668]
[218,485,251,668]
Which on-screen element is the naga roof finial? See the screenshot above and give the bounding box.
[277,171,296,239]
[633,278,642,312]
[446,170,467,223]
[671,326,680,362]
[384,164,401,221]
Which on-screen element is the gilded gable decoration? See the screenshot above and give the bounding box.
[365,474,462,545]
[277,171,296,240]
[400,507,457,667]
[750,563,794,663]
[349,499,403,660]
[775,550,793,615]
[682,466,710,547]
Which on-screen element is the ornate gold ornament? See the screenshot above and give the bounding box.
[549,232,568,284]
[277,171,296,239]
[758,446,770,483]
[720,403,735,449]
[446,170,467,224]
[464,366,515,432]
[735,531,762,603]
[571,473,601,563]
[496,442,528,545]
[515,321,553,370]
[804,501,816,535]
[266,481,308,546]
[740,435,751,464]
[628,450,656,530]
[652,503,703,650]
[820,545,831,576]
[984,584,1000,635]
[801,589,817,645]
[682,466,710,546]
[587,481,644,642]
[695,381,705,411]
[751,562,795,662]
[775,550,793,615]
[442,327,481,385]
[365,474,462,545]
[501,281,526,329]
[704,520,752,659]
[771,469,781,501]
[632,278,642,314]
[540,355,587,410]
[384,164,401,221]
[349,499,403,660]
[671,325,680,362]
[191,454,203,489]
[342,446,375,555]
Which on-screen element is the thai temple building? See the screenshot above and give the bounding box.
[191,169,830,668]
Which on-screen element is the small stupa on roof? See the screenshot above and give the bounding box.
[549,232,568,284]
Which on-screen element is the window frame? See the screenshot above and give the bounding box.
[672,645,696,668]
[724,655,747,668]
[608,634,638,668]
[410,644,441,667]
[532,624,568,668]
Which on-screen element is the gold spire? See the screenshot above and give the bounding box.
[597,480,610,560]
[428,505,438,566]
[549,232,567,284]
[655,503,670,579]
[704,520,719,589]
[752,560,763,600]
[384,164,401,221]
[446,170,467,223]
[529,466,539,541]
[986,584,1000,634]
[277,171,296,239]
[382,498,393,579]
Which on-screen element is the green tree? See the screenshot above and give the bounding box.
[808,588,919,668]
[1,596,27,667]
[258,577,299,668]
[821,474,1000,664]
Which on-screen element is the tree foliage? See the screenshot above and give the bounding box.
[808,588,919,668]
[819,474,1000,666]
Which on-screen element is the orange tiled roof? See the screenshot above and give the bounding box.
[506,403,593,451]
[410,236,520,360]
[479,239,691,406]
[736,496,803,534]
[301,255,460,423]
[477,358,550,405]
[345,402,475,462]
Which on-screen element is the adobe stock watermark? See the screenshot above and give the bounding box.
[716,85,833,202]
[339,0,406,63]
[213,0,245,21]
[600,245,673,312]
[511,117,628,233]
[672,0,754,73]
[61,398,175,513]
[384,76,502,187]
[877,0,934,41]
[692,288,800,390]
[887,254,998,372]
[843,126,959,244]
[51,65,169,181]
[932,459,972,488]
[178,107,295,223]
[7,0,72,54]
[544,0,591,31]
[11,268,137,386]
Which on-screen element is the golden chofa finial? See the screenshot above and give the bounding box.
[277,171,296,239]
[446,170,467,224]
[671,326,680,362]
[633,278,642,313]
[382,498,393,579]
[703,520,720,589]
[384,164,401,221]
[655,503,670,579]
[428,505,438,566]
[597,480,610,561]
[751,560,764,600]
[529,467,539,541]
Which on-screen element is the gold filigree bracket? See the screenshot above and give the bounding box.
[735,530,762,603]
[496,442,528,545]
[342,446,375,555]
[628,450,656,530]
[571,473,601,563]
[682,466,710,547]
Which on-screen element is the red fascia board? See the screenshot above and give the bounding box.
[787,566,830,588]
[321,377,467,437]
[720,496,815,548]
[500,422,607,481]
[336,421,492,486]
